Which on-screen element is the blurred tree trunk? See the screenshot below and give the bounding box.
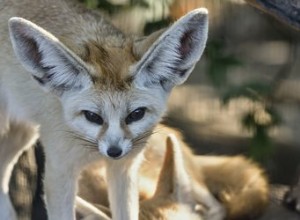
[245,0,300,30]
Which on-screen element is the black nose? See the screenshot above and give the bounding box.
[107,147,122,158]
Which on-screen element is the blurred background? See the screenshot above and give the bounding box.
[76,0,300,185]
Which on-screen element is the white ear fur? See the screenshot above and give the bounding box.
[154,134,193,204]
[8,17,92,96]
[133,8,208,90]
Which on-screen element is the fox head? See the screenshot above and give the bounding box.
[139,134,203,220]
[8,9,208,159]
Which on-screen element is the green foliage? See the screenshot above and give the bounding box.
[242,107,281,130]
[129,0,149,8]
[81,0,98,9]
[82,0,149,14]
[222,82,271,104]
[205,40,281,162]
[241,106,281,161]
[206,40,242,87]
[248,121,273,162]
[144,18,171,35]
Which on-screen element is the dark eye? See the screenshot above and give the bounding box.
[83,110,103,125]
[125,107,146,124]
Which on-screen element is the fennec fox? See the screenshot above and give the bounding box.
[0,0,208,219]
[78,126,269,220]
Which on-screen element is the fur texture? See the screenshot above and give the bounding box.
[0,1,208,219]
[77,126,269,220]
[0,120,39,220]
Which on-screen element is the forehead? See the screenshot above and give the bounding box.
[83,40,137,90]
[76,85,162,116]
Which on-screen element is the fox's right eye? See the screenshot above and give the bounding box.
[82,110,103,125]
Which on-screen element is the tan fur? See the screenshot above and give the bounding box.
[83,41,136,89]
[138,134,203,220]
[78,132,203,220]
[78,125,269,220]
[0,0,136,91]
[197,156,269,219]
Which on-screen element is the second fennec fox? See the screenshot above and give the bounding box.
[78,126,269,220]
[0,0,208,219]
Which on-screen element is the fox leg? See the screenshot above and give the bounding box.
[106,152,144,220]
[43,168,77,220]
[0,120,39,220]
[42,135,95,220]
[44,150,143,220]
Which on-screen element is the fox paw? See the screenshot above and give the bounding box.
[284,182,300,213]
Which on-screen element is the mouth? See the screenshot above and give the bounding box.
[106,156,123,160]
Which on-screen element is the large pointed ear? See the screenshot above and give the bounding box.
[8,17,92,96]
[154,134,193,203]
[132,8,208,91]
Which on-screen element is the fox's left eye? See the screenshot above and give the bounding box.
[125,107,146,124]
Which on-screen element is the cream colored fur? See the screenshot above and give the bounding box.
[0,1,208,219]
[78,126,269,220]
[77,133,206,220]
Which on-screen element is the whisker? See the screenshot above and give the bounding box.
[63,130,98,152]
[132,129,156,147]
[131,126,172,151]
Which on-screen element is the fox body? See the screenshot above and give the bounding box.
[77,132,206,220]
[78,126,269,220]
[0,0,208,219]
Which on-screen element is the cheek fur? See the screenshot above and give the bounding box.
[66,114,100,139]
[128,113,160,139]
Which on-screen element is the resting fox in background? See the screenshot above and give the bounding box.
[77,127,269,220]
[0,0,209,219]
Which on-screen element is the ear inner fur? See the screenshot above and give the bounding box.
[153,136,175,197]
[9,17,93,95]
[132,9,208,90]
[153,134,192,201]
